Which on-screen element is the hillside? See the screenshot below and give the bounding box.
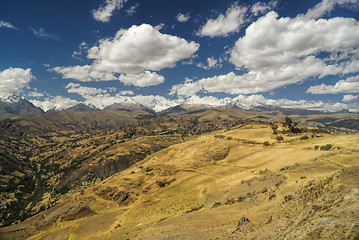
[1,119,358,239]
[0,108,274,228]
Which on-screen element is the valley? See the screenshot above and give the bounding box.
[0,107,358,239]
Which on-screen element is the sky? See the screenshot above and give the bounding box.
[1,0,359,112]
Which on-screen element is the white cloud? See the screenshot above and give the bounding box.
[72,42,88,61]
[126,3,139,16]
[174,10,359,96]
[119,90,134,95]
[197,57,222,70]
[52,65,116,82]
[230,12,359,71]
[197,3,248,37]
[66,82,107,96]
[30,27,59,40]
[0,68,33,97]
[307,75,359,94]
[92,0,128,22]
[304,0,359,19]
[0,20,17,29]
[251,0,278,16]
[172,57,332,96]
[176,13,190,22]
[54,24,199,87]
[170,78,202,97]
[27,91,44,97]
[30,96,79,112]
[342,94,358,102]
[87,24,199,73]
[185,95,221,106]
[118,71,164,87]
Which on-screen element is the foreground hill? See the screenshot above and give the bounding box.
[1,121,358,239]
[0,108,276,227]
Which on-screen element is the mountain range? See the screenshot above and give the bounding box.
[0,95,44,120]
[0,95,357,120]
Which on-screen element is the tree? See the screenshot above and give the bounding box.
[270,122,278,134]
[283,117,300,133]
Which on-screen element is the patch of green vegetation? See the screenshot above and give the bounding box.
[320,144,332,151]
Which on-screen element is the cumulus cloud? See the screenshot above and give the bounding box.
[230,12,359,71]
[307,75,359,94]
[30,96,79,112]
[0,20,17,29]
[170,78,202,97]
[66,82,107,96]
[176,13,190,22]
[54,24,199,87]
[92,0,127,22]
[118,71,164,87]
[342,94,358,102]
[304,0,359,19]
[52,65,116,82]
[197,3,248,37]
[87,24,199,73]
[173,10,359,96]
[0,68,33,97]
[30,27,59,40]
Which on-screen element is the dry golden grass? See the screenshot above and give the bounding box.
[2,123,359,240]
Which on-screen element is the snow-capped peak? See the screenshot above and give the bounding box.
[0,94,24,103]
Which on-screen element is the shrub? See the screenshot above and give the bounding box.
[320,144,332,151]
[263,141,270,146]
[300,135,309,140]
[276,135,284,141]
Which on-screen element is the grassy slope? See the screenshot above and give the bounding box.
[1,123,359,240]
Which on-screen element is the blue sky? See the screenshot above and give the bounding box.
[1,0,359,112]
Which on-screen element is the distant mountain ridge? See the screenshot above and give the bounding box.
[67,103,99,111]
[0,95,358,123]
[104,99,156,114]
[0,95,44,120]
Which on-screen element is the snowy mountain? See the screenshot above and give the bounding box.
[67,103,99,111]
[104,98,156,114]
[0,95,44,120]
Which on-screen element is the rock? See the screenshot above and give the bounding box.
[350,188,359,196]
[139,166,153,172]
[238,216,250,226]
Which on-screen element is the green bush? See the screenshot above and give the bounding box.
[320,144,332,151]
